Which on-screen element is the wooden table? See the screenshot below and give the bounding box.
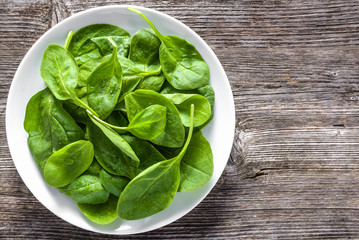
[1,0,359,239]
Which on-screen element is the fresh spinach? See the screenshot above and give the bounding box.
[44,140,94,187]
[163,93,211,127]
[128,8,210,90]
[117,104,195,220]
[86,118,139,179]
[87,38,123,119]
[59,174,109,204]
[24,88,84,173]
[100,169,130,197]
[77,194,118,224]
[68,24,130,64]
[125,89,184,147]
[178,130,213,192]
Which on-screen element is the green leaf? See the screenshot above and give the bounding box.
[117,104,195,220]
[122,135,166,173]
[77,194,118,224]
[43,140,94,187]
[59,174,109,204]
[87,118,139,179]
[125,89,184,147]
[87,41,123,119]
[126,104,167,140]
[91,36,131,57]
[40,44,78,101]
[178,131,213,192]
[24,88,84,174]
[100,169,130,197]
[163,93,211,127]
[68,24,130,61]
[128,8,210,90]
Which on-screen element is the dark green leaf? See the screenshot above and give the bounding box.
[100,169,130,197]
[59,174,109,204]
[44,140,94,187]
[125,89,184,147]
[24,88,84,173]
[77,194,119,224]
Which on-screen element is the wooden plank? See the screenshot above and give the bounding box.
[1,0,359,239]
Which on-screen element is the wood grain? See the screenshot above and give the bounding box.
[1,0,359,239]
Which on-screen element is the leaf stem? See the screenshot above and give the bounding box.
[64,31,74,50]
[128,7,164,42]
[86,109,127,130]
[176,104,195,161]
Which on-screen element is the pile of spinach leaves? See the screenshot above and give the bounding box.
[24,7,214,224]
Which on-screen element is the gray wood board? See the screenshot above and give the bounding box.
[1,0,359,239]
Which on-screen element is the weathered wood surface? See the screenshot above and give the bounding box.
[1,0,359,239]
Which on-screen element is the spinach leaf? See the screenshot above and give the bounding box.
[100,169,129,197]
[44,140,94,187]
[178,130,213,192]
[136,73,165,92]
[40,44,97,116]
[161,82,215,128]
[84,158,103,176]
[40,44,78,101]
[89,104,167,141]
[125,89,184,147]
[68,24,130,63]
[163,93,211,127]
[117,105,195,220]
[24,88,84,173]
[91,36,131,57]
[77,194,118,224]
[75,49,102,66]
[87,38,123,119]
[59,174,109,204]
[118,56,162,101]
[128,8,210,90]
[128,29,165,93]
[122,135,166,173]
[86,118,139,179]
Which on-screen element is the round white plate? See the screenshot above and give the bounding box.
[6,5,235,234]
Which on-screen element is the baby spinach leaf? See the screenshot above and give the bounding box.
[125,89,184,147]
[128,8,210,90]
[68,24,130,62]
[24,88,84,173]
[128,29,161,71]
[77,194,119,224]
[125,105,166,140]
[127,29,165,93]
[117,105,195,220]
[40,44,78,101]
[161,82,215,128]
[91,36,131,57]
[84,158,103,176]
[89,104,167,141]
[117,157,181,220]
[75,48,102,66]
[87,38,123,119]
[136,73,165,92]
[178,130,213,192]
[44,140,94,187]
[59,174,109,204]
[118,56,162,101]
[62,100,88,124]
[87,118,139,179]
[100,169,130,197]
[122,135,166,173]
[163,93,211,127]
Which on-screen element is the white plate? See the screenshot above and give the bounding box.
[6,5,235,234]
